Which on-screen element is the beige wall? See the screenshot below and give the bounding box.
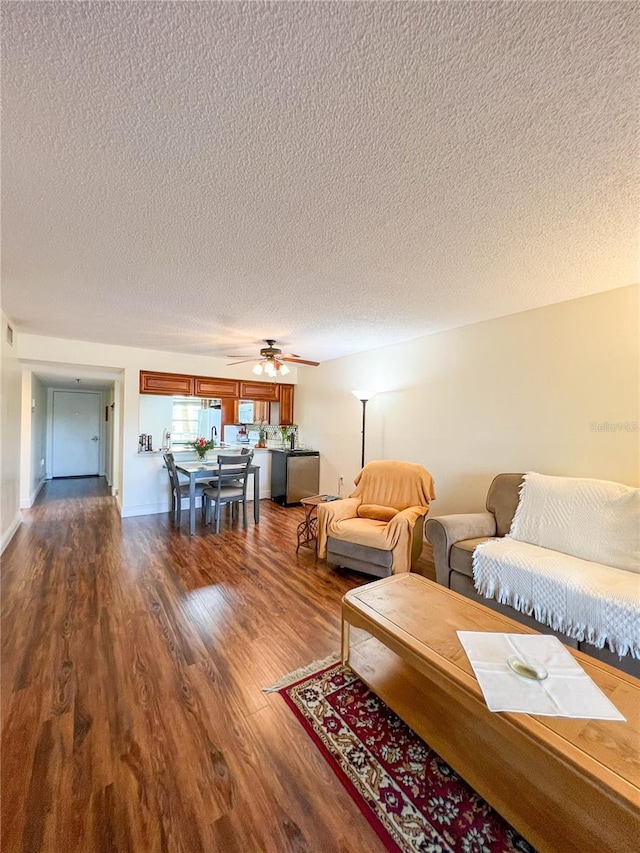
[1,312,23,551]
[11,286,639,522]
[297,285,639,514]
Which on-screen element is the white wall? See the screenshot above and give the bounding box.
[20,371,47,507]
[297,285,639,514]
[1,312,23,551]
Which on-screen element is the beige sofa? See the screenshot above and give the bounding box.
[426,473,640,677]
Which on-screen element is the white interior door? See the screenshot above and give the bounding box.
[52,391,101,477]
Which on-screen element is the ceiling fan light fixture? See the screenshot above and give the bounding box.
[279,362,290,376]
[264,360,277,378]
[252,362,264,375]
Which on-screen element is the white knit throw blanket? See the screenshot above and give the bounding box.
[473,473,640,659]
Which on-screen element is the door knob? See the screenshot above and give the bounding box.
[91,436,99,442]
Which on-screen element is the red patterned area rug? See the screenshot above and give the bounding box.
[276,660,536,853]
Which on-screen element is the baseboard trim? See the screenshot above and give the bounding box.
[121,502,172,518]
[20,477,46,509]
[1,511,22,554]
[121,493,269,518]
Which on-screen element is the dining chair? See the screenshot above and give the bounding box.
[208,449,253,488]
[202,454,253,533]
[163,452,208,526]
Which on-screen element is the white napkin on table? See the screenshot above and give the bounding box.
[457,632,625,720]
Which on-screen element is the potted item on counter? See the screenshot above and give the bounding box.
[278,425,291,448]
[256,422,267,448]
[278,424,297,449]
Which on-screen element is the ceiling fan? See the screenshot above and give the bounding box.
[227,340,319,377]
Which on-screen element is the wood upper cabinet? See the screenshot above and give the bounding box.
[139,370,194,396]
[239,381,279,402]
[194,375,240,398]
[220,398,238,427]
[140,370,294,425]
[278,384,295,425]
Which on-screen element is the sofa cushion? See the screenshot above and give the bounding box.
[510,472,640,573]
[485,473,524,537]
[357,503,397,522]
[473,538,640,658]
[450,537,493,577]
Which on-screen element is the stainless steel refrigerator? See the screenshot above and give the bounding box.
[270,450,320,506]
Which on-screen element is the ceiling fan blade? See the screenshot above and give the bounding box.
[281,357,320,366]
[227,358,257,365]
[279,352,301,359]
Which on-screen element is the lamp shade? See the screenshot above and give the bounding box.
[351,389,375,402]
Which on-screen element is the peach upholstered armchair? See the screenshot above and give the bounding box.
[317,460,436,578]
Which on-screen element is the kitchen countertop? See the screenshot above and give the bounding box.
[137,443,266,455]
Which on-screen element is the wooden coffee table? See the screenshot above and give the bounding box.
[342,573,639,853]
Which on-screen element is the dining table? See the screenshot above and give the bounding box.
[175,460,260,535]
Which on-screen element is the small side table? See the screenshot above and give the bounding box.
[296,495,328,552]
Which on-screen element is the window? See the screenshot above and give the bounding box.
[171,397,222,446]
[171,397,201,445]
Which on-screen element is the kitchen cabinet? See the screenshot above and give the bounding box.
[139,370,194,396]
[278,384,295,425]
[194,376,240,398]
[140,371,295,426]
[220,398,238,428]
[239,381,279,402]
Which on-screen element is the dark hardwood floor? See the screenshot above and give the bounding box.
[1,478,434,852]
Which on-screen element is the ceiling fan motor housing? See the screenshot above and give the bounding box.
[226,339,318,367]
[260,341,281,358]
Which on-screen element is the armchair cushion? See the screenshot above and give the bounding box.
[357,503,398,522]
[350,460,436,509]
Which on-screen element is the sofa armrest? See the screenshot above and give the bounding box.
[425,513,497,586]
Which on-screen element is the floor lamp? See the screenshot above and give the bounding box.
[351,390,375,469]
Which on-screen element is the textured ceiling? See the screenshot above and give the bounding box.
[2,1,638,364]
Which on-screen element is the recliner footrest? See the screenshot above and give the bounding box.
[327,536,393,577]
